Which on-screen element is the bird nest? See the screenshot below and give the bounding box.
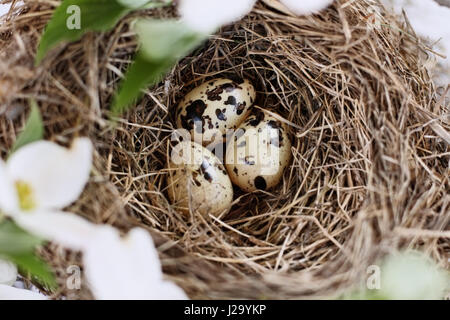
[0,0,448,299]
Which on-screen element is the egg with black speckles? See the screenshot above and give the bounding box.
[225,108,291,192]
[166,141,233,216]
[176,78,256,146]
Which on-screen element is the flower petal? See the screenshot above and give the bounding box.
[124,228,163,280]
[147,281,188,300]
[280,0,334,15]
[83,226,131,300]
[13,210,99,251]
[6,138,93,210]
[83,226,187,300]
[0,160,18,213]
[0,284,47,300]
[0,259,17,286]
[178,0,256,33]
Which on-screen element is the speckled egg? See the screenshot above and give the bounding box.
[176,78,256,146]
[166,141,233,217]
[225,108,291,192]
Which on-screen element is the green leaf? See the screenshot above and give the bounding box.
[36,0,131,64]
[112,19,207,114]
[0,220,55,289]
[136,19,206,61]
[0,220,44,254]
[111,52,174,115]
[36,0,173,64]
[10,100,44,155]
[7,253,57,290]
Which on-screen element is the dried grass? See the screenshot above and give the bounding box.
[0,0,449,299]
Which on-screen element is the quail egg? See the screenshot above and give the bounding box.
[225,108,291,192]
[167,141,233,216]
[176,78,256,146]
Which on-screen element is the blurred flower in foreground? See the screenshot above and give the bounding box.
[379,251,449,300]
[178,0,335,33]
[0,138,97,251]
[0,135,187,299]
[343,250,449,300]
[83,226,188,300]
[0,223,188,300]
[0,258,17,286]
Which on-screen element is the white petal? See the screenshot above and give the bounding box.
[6,138,93,210]
[178,0,256,33]
[14,210,99,251]
[84,226,187,300]
[280,0,334,15]
[0,284,47,300]
[83,226,138,300]
[0,160,18,213]
[147,281,188,300]
[0,259,17,286]
[124,228,163,280]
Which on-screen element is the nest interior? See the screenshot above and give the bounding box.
[0,0,449,299]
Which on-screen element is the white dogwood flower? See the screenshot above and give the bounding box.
[178,0,334,33]
[0,226,187,300]
[0,138,97,251]
[83,225,188,300]
[0,258,17,286]
[0,137,186,300]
